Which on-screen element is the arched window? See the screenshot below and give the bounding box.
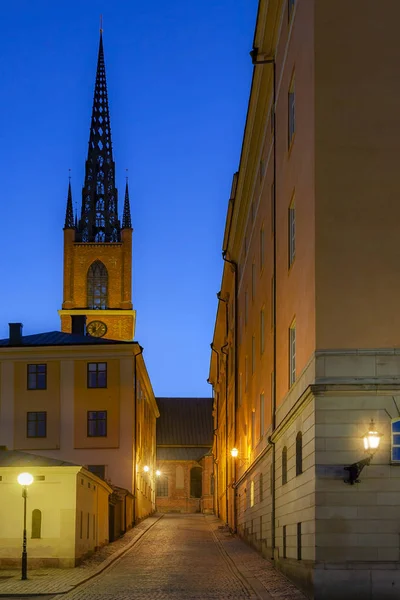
[31,509,42,539]
[87,261,108,309]
[282,446,287,485]
[296,432,303,476]
[156,476,168,497]
[190,467,202,498]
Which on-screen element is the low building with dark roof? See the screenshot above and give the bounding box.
[155,397,214,514]
[0,449,112,567]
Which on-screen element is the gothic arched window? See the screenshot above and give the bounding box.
[190,467,202,498]
[87,261,108,309]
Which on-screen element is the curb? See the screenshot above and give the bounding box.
[0,514,164,598]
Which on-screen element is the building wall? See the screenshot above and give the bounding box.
[314,0,400,351]
[61,229,135,341]
[155,457,212,514]
[0,466,111,568]
[0,345,158,504]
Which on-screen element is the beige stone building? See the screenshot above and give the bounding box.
[155,398,214,514]
[209,1,400,598]
[0,323,159,528]
[0,450,112,567]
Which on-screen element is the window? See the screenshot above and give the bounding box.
[87,465,105,479]
[87,411,107,437]
[259,472,263,502]
[27,412,46,438]
[251,409,256,448]
[391,419,400,461]
[87,260,108,309]
[156,476,168,497]
[288,0,295,21]
[260,227,265,271]
[250,480,255,507]
[190,467,202,498]
[31,509,42,539]
[27,364,46,390]
[282,446,288,485]
[260,393,265,438]
[289,321,296,387]
[296,431,303,475]
[288,75,295,146]
[260,309,265,355]
[289,201,296,267]
[87,363,107,388]
[283,525,287,558]
[252,263,256,301]
[252,336,255,374]
[297,522,302,560]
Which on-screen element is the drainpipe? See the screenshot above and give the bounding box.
[133,344,144,526]
[209,344,221,518]
[221,255,238,533]
[250,47,277,558]
[221,341,229,525]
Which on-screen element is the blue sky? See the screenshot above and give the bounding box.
[0,1,256,396]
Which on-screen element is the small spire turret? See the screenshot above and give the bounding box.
[64,178,74,229]
[122,176,132,229]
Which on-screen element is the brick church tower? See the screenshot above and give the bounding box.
[58,31,135,341]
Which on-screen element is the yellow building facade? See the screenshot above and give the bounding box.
[210,1,400,598]
[0,325,159,525]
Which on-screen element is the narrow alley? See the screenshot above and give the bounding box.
[55,515,305,600]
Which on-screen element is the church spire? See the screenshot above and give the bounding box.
[122,176,132,229]
[76,30,120,243]
[64,177,74,229]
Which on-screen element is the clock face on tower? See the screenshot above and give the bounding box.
[87,320,107,338]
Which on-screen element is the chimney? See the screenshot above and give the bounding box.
[71,315,86,336]
[9,323,23,345]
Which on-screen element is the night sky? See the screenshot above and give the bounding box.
[0,1,256,396]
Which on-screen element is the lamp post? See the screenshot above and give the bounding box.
[344,419,383,484]
[17,473,34,580]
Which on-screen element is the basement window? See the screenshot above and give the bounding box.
[391,419,400,461]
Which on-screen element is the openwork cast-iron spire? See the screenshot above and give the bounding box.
[122,179,132,229]
[64,180,74,229]
[76,32,120,242]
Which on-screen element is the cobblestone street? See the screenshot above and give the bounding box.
[53,514,305,600]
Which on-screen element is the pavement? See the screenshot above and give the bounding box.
[0,513,306,599]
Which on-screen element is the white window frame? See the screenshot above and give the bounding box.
[391,418,400,462]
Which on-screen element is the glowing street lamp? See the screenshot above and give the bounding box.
[344,419,383,485]
[143,465,149,473]
[17,473,34,580]
[230,448,239,458]
[155,470,161,477]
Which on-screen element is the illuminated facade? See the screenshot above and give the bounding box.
[209,1,400,598]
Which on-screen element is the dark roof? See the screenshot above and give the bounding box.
[0,331,130,347]
[0,450,78,467]
[156,397,213,446]
[157,447,211,461]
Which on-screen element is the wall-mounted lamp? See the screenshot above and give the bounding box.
[155,470,161,477]
[344,419,383,485]
[143,465,149,473]
[231,448,249,465]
